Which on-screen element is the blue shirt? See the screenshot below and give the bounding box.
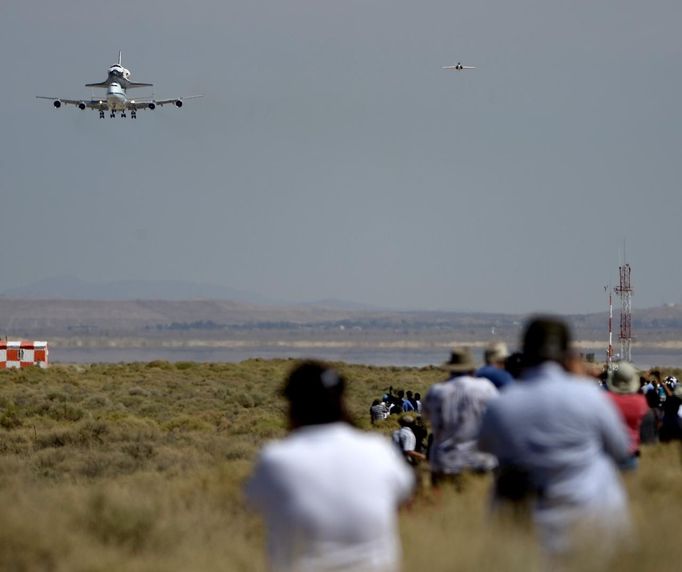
[478,363,631,554]
[476,365,514,390]
[401,399,415,412]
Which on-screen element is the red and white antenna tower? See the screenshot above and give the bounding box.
[605,285,613,367]
[614,263,633,362]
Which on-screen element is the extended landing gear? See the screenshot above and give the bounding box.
[110,111,115,118]
[131,111,137,119]
[99,111,105,119]
[121,112,126,118]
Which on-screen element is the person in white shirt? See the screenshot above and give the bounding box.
[423,346,499,487]
[245,361,415,572]
[392,415,426,466]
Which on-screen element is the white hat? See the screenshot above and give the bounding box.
[607,362,639,395]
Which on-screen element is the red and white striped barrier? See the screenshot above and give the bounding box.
[0,341,49,369]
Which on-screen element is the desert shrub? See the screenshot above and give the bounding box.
[0,402,22,429]
[35,420,109,451]
[175,361,197,370]
[231,388,268,409]
[146,360,173,370]
[0,431,30,455]
[163,415,213,433]
[222,441,257,462]
[46,402,85,422]
[78,451,139,479]
[109,417,160,441]
[128,386,149,397]
[84,488,159,552]
[35,430,69,449]
[32,447,69,479]
[83,393,112,409]
[122,442,155,461]
[46,391,68,402]
[75,420,109,445]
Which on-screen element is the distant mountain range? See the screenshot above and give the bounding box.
[1,276,275,304]
[1,276,682,343]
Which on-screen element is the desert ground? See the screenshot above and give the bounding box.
[0,360,680,571]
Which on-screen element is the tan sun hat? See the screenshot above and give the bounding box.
[607,361,639,395]
[484,341,510,364]
[441,346,477,373]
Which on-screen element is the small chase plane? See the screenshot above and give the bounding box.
[37,52,201,119]
[442,62,476,71]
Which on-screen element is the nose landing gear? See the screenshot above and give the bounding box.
[131,111,137,119]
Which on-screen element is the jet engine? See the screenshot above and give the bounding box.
[148,102,156,110]
[78,102,86,110]
[175,100,183,108]
[53,100,62,108]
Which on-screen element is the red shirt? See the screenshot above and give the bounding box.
[607,392,649,453]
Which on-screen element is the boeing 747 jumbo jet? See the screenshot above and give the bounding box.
[37,52,201,119]
[442,62,476,71]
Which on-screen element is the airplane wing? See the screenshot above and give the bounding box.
[85,82,109,88]
[36,96,107,109]
[127,95,203,110]
[127,82,154,88]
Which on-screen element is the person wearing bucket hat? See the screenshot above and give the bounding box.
[423,346,499,487]
[245,361,414,572]
[476,341,514,390]
[606,361,650,468]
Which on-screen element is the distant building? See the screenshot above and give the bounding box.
[0,341,48,368]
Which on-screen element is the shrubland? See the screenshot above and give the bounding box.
[0,361,679,571]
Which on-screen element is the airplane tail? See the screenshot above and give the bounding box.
[118,50,122,66]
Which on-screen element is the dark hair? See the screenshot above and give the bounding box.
[283,361,351,427]
[522,316,571,368]
[505,352,525,379]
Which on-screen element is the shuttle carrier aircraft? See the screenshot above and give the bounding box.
[37,52,201,119]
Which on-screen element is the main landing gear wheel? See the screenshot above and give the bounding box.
[99,111,105,119]
[110,112,115,118]
[121,112,126,118]
[131,111,137,119]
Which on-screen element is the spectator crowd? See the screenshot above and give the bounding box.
[245,316,682,571]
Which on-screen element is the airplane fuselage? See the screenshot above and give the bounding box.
[107,83,128,110]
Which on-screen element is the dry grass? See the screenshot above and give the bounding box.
[0,361,680,571]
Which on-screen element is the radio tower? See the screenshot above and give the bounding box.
[614,263,633,362]
[605,285,613,367]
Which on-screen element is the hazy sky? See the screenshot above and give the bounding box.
[1,1,681,313]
